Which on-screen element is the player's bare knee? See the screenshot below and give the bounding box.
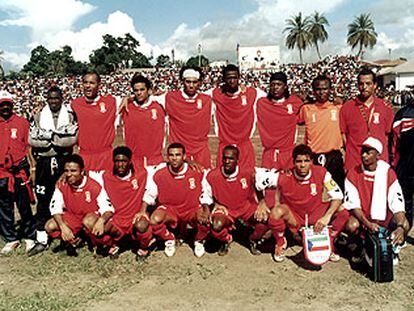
[345,217,360,234]
[45,219,57,233]
[150,212,165,225]
[135,219,149,233]
[271,204,286,220]
[82,213,97,230]
[212,218,225,232]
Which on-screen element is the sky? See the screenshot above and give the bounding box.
[0,0,413,72]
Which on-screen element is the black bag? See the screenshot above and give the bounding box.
[364,227,394,282]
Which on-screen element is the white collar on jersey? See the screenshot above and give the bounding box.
[72,175,87,191]
[116,170,132,181]
[293,169,312,183]
[84,95,102,105]
[132,95,154,109]
[221,165,239,181]
[180,90,198,100]
[168,162,189,178]
[362,165,376,177]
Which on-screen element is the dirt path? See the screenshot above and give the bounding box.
[84,238,414,311]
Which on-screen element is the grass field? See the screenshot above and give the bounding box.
[1,130,414,311]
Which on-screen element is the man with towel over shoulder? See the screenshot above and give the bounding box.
[28,86,78,256]
[344,137,409,264]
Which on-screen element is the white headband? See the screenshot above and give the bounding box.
[182,69,200,80]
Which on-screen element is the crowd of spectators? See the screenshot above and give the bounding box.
[0,54,408,119]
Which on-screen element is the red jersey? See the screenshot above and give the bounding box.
[0,114,29,166]
[277,166,330,221]
[202,167,257,219]
[50,176,111,217]
[122,98,165,167]
[71,95,117,153]
[102,169,147,224]
[165,90,212,158]
[344,163,404,224]
[257,95,302,151]
[212,87,257,144]
[340,96,393,171]
[144,163,202,215]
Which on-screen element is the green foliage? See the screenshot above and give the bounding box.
[89,33,152,74]
[347,13,377,57]
[20,45,88,77]
[186,55,209,67]
[307,11,329,60]
[156,54,171,67]
[284,12,312,64]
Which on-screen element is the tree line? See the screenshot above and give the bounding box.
[1,12,378,79]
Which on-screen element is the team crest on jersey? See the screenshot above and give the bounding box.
[99,102,107,113]
[131,178,139,190]
[240,178,248,189]
[241,95,248,106]
[197,99,202,110]
[10,128,18,139]
[189,178,196,189]
[330,109,337,121]
[151,108,158,120]
[287,104,293,114]
[373,112,380,124]
[85,191,91,203]
[310,183,317,196]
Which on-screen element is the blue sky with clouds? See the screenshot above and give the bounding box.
[0,0,413,71]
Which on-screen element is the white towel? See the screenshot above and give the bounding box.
[370,160,389,221]
[39,104,70,131]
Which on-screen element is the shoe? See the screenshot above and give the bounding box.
[351,250,364,264]
[218,242,230,256]
[136,249,150,262]
[393,254,400,266]
[27,242,48,257]
[24,239,36,253]
[66,244,78,257]
[164,240,176,257]
[249,240,261,256]
[52,241,66,253]
[0,241,21,255]
[329,252,340,262]
[194,241,205,258]
[94,245,109,258]
[108,245,120,260]
[272,237,287,262]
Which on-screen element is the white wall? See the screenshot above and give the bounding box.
[396,73,414,90]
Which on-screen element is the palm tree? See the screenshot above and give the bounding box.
[347,13,377,58]
[307,12,329,60]
[284,12,312,64]
[0,50,4,79]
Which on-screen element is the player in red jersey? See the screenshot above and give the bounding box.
[344,137,409,263]
[70,72,117,172]
[0,91,36,254]
[256,72,303,209]
[209,64,266,171]
[162,67,212,168]
[201,145,271,256]
[85,146,152,260]
[139,143,210,257]
[256,144,348,262]
[121,67,212,169]
[45,154,113,256]
[340,68,394,171]
[121,75,165,169]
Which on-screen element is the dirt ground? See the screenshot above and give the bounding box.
[1,131,414,311]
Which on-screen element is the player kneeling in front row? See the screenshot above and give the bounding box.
[44,154,114,256]
[200,145,272,256]
[256,144,349,262]
[344,137,409,264]
[140,143,210,258]
[86,147,152,260]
